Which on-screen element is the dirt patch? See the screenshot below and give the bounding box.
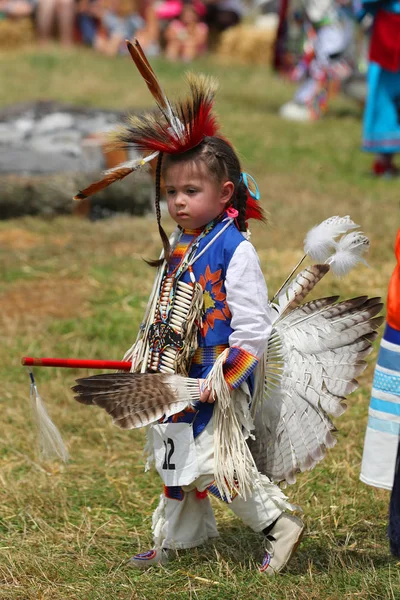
[0,278,91,327]
[0,228,43,250]
[0,228,73,250]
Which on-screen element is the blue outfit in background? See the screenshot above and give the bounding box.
[361,0,400,153]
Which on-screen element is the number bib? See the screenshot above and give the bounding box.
[152,422,200,486]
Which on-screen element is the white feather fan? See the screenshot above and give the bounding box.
[248,296,383,484]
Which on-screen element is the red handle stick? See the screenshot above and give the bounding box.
[21,357,133,371]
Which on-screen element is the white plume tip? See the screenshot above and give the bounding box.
[304,215,358,262]
[326,232,370,277]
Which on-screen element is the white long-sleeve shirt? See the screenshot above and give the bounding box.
[225,240,274,360]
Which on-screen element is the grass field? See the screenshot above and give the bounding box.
[0,47,399,599]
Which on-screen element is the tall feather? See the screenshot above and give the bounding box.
[276,264,330,315]
[126,39,170,113]
[126,39,184,140]
[304,215,358,262]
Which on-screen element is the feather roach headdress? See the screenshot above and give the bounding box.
[74,40,264,259]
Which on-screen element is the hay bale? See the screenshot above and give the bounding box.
[0,18,35,50]
[216,23,278,66]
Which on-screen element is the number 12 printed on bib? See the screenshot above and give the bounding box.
[152,422,200,486]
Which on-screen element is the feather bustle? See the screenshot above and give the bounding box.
[303,215,358,262]
[251,290,383,484]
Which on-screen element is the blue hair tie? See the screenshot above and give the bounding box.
[240,172,260,201]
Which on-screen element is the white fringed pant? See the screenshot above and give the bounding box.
[151,417,285,550]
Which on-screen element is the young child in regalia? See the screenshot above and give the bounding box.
[71,41,304,576]
[126,136,304,574]
[69,40,381,576]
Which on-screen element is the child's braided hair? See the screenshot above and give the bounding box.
[149,136,250,267]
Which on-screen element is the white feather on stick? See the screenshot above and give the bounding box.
[303,216,358,262]
[29,373,69,462]
[326,232,370,277]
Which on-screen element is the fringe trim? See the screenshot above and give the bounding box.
[204,350,259,502]
[251,351,266,420]
[152,493,167,549]
[30,382,69,462]
[144,425,155,472]
[256,474,299,514]
[123,228,182,373]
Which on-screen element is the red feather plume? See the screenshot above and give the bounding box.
[245,196,266,222]
[117,72,219,156]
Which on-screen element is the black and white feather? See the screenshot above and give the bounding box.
[248,295,383,484]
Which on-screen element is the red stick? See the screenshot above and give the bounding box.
[21,357,133,371]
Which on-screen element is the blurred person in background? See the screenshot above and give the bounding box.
[164,1,208,61]
[203,0,244,47]
[356,0,400,176]
[36,0,76,46]
[360,228,400,558]
[135,0,161,55]
[155,0,205,49]
[77,0,104,46]
[0,0,35,17]
[279,0,353,121]
[94,0,145,56]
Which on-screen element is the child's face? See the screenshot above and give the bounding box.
[164,161,234,230]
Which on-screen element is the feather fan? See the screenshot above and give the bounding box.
[72,373,200,429]
[249,295,383,484]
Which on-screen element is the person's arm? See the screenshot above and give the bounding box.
[223,240,273,387]
[200,240,273,402]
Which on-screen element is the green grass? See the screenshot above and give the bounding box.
[0,47,399,599]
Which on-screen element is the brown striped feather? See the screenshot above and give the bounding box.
[73,166,134,200]
[72,372,187,429]
[126,39,169,111]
